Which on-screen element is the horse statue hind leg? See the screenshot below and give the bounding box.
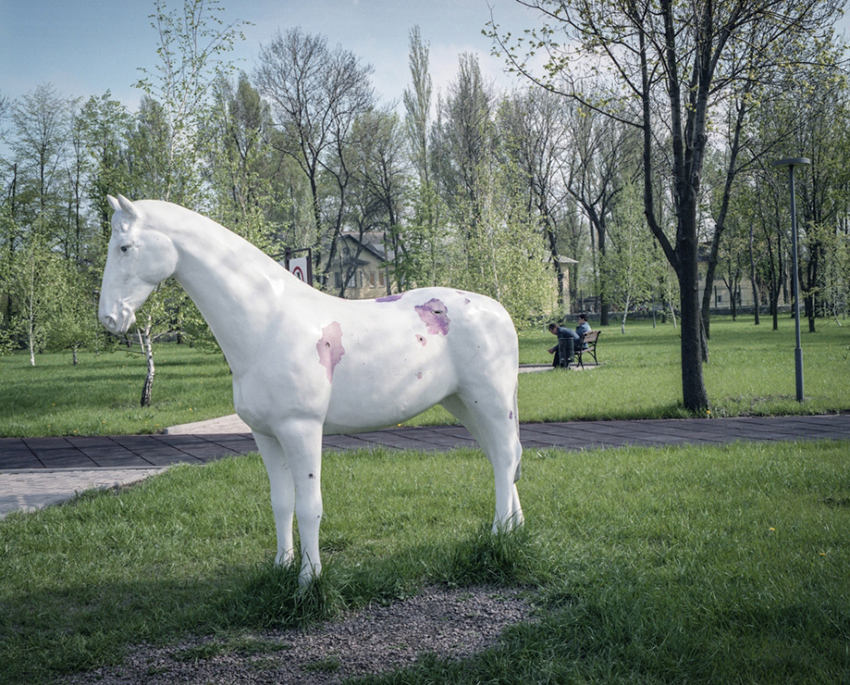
[441,382,524,533]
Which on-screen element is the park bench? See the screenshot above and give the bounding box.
[575,330,601,368]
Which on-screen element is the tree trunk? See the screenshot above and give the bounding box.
[138,316,155,408]
[598,224,610,326]
[806,293,816,333]
[749,223,760,325]
[26,259,36,366]
[728,280,737,320]
[678,228,710,412]
[771,289,779,330]
[620,293,630,333]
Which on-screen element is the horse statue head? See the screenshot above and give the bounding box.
[98,195,179,335]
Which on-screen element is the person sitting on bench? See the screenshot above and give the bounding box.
[575,313,591,347]
[547,323,580,368]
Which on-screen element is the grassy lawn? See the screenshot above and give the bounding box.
[0,345,234,437]
[1,440,849,683]
[1,315,848,438]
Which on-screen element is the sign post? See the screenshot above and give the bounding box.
[279,247,313,287]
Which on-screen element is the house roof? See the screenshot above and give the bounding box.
[337,232,393,262]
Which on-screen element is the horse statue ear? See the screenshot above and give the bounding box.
[107,195,121,212]
[117,194,138,219]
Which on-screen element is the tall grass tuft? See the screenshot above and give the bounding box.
[430,523,545,588]
[224,560,346,630]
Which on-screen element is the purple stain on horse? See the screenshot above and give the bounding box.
[317,321,345,382]
[415,298,450,335]
[416,334,427,346]
[376,293,404,303]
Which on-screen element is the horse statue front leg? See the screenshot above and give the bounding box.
[253,432,296,568]
[255,421,325,585]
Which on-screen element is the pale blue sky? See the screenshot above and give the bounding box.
[0,0,540,110]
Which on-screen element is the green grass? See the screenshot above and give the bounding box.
[1,315,849,437]
[0,345,234,437]
[1,440,849,683]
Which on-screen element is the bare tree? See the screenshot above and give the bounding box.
[254,28,375,283]
[561,99,639,325]
[352,107,408,294]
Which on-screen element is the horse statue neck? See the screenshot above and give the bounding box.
[143,201,300,374]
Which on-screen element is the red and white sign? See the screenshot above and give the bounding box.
[288,256,308,282]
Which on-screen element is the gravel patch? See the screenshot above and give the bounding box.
[62,586,533,684]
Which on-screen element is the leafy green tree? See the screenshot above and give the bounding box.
[492,0,843,411]
[439,156,553,323]
[604,181,658,333]
[788,56,850,332]
[10,84,68,220]
[7,228,62,365]
[716,208,749,321]
[134,0,248,205]
[43,261,101,365]
[433,53,498,285]
[498,87,578,315]
[77,92,135,240]
[400,26,444,290]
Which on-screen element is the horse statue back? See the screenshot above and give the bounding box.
[98,195,524,584]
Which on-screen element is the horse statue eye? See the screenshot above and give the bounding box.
[120,245,129,253]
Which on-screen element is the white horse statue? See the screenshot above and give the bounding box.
[98,195,524,584]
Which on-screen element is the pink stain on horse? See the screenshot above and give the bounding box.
[415,298,450,335]
[317,322,345,382]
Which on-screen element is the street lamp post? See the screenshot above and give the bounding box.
[772,157,810,402]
